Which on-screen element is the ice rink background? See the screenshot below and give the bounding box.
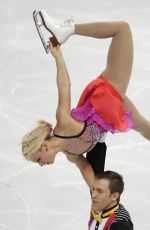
[0,0,150,229]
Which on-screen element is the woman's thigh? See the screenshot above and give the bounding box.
[101,23,133,95]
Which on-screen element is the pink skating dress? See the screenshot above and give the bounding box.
[54,75,133,155]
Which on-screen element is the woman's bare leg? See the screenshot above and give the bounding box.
[75,22,150,140]
[124,96,150,140]
[75,21,133,94]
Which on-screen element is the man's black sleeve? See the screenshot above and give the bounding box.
[110,221,134,230]
[86,142,107,174]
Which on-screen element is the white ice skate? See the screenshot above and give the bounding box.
[33,10,75,53]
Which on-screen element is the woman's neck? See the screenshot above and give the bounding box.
[50,136,68,152]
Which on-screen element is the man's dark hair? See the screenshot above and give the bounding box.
[95,170,124,196]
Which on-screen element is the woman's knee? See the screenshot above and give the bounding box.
[118,21,131,32]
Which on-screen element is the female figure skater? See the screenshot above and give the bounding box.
[22,10,150,166]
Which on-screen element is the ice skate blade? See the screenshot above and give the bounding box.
[33,10,49,53]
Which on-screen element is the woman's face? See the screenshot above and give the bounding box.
[32,142,57,166]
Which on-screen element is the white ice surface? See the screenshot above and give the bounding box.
[0,0,150,229]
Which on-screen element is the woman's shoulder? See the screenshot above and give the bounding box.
[54,117,85,137]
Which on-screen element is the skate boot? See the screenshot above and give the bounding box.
[33,10,75,53]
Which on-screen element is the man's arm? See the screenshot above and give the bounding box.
[65,139,107,187]
[86,142,107,174]
[65,154,95,188]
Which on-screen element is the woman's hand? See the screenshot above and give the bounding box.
[49,41,62,59]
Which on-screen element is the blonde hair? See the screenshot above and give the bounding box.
[21,120,53,160]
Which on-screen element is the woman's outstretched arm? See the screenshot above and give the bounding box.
[49,42,71,124]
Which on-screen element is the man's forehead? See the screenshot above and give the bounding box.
[93,178,109,188]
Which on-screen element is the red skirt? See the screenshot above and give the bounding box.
[72,75,133,133]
